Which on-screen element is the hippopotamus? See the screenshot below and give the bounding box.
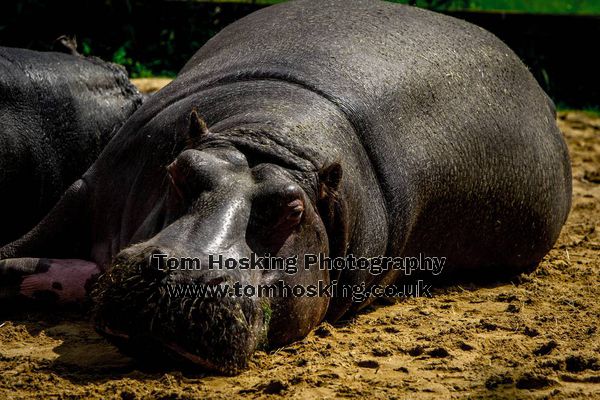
[0,0,571,374]
[0,43,142,245]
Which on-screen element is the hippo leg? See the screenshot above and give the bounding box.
[0,179,95,304]
[1,179,90,258]
[0,258,100,304]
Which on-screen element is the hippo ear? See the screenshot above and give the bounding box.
[189,108,210,139]
[317,162,349,258]
[54,35,80,56]
[318,162,342,199]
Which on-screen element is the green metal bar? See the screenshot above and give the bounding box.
[398,0,600,15]
[195,0,600,16]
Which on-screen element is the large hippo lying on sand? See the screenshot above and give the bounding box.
[0,0,571,374]
[0,44,142,245]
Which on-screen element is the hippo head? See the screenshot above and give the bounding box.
[92,110,344,374]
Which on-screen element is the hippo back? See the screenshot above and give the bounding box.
[175,0,571,268]
[0,46,142,245]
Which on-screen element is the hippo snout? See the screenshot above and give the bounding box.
[91,246,268,374]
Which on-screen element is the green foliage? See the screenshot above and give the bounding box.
[261,301,272,326]
[203,0,600,15]
[257,301,272,349]
[112,44,129,66]
[77,38,163,78]
[112,44,152,78]
[1,0,597,107]
[81,39,93,56]
[556,103,600,118]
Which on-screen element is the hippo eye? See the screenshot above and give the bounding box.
[166,163,185,200]
[166,159,209,201]
[285,199,304,225]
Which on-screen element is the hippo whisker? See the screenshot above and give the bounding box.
[149,316,156,333]
[124,275,144,284]
[191,297,203,316]
[146,290,160,304]
[180,297,192,317]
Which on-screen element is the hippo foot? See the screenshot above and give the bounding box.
[0,258,100,304]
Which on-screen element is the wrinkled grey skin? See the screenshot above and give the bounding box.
[0,0,571,374]
[0,45,142,245]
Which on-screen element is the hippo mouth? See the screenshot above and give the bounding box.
[95,324,223,372]
[91,252,267,374]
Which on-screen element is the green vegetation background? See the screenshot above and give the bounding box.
[207,0,600,15]
[1,0,598,109]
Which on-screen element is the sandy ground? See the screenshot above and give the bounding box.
[131,78,173,94]
[0,94,598,398]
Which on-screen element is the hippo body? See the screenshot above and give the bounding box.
[0,46,142,245]
[0,0,571,373]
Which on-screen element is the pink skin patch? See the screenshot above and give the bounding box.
[20,259,100,304]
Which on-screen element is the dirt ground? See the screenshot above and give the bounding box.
[131,78,173,94]
[1,83,598,399]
